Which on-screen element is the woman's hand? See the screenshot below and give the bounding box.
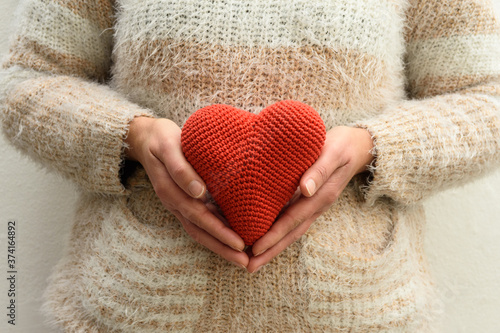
[247,126,374,273]
[125,116,248,268]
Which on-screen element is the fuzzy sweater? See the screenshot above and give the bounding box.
[2,0,500,332]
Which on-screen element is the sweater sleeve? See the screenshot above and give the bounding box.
[354,0,500,206]
[0,0,154,195]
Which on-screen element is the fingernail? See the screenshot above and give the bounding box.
[253,265,264,273]
[229,244,244,252]
[254,249,265,257]
[188,180,205,198]
[230,261,246,269]
[305,179,316,196]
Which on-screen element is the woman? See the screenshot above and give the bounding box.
[1,0,499,331]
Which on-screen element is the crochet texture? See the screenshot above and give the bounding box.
[1,0,500,332]
[182,100,326,245]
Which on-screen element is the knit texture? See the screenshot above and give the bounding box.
[181,100,326,245]
[1,0,500,332]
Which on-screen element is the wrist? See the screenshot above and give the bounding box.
[353,127,374,174]
[124,116,156,162]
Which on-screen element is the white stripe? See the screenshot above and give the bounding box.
[308,282,419,328]
[85,249,209,288]
[308,279,416,311]
[17,0,111,64]
[407,34,500,80]
[95,232,211,271]
[86,297,201,331]
[0,66,46,98]
[306,265,413,293]
[116,0,403,59]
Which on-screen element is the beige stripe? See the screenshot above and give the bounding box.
[410,74,500,98]
[4,37,107,81]
[460,80,500,96]
[113,40,400,118]
[406,0,499,42]
[310,306,415,326]
[51,0,115,30]
[194,241,312,332]
[307,266,413,293]
[310,314,413,330]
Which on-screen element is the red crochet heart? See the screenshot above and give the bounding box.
[181,100,326,245]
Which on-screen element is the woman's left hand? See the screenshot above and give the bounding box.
[246,126,375,273]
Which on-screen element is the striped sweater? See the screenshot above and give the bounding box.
[2,0,500,332]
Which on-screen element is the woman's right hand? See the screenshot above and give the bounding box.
[125,116,248,268]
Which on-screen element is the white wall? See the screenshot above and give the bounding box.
[0,1,499,332]
[0,2,76,332]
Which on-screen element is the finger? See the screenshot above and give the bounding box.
[179,199,246,251]
[154,131,207,199]
[145,155,245,252]
[177,215,249,268]
[252,194,319,256]
[279,187,302,215]
[205,202,230,228]
[300,134,345,198]
[253,164,354,257]
[247,214,319,273]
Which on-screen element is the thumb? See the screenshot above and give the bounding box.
[299,141,343,198]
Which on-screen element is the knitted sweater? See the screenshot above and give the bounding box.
[2,0,500,332]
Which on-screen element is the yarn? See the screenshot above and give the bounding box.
[3,0,500,330]
[182,100,326,245]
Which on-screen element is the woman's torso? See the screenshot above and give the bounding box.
[63,1,437,331]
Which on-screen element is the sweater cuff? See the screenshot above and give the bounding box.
[352,120,407,206]
[87,110,155,195]
[353,93,500,206]
[1,72,155,195]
